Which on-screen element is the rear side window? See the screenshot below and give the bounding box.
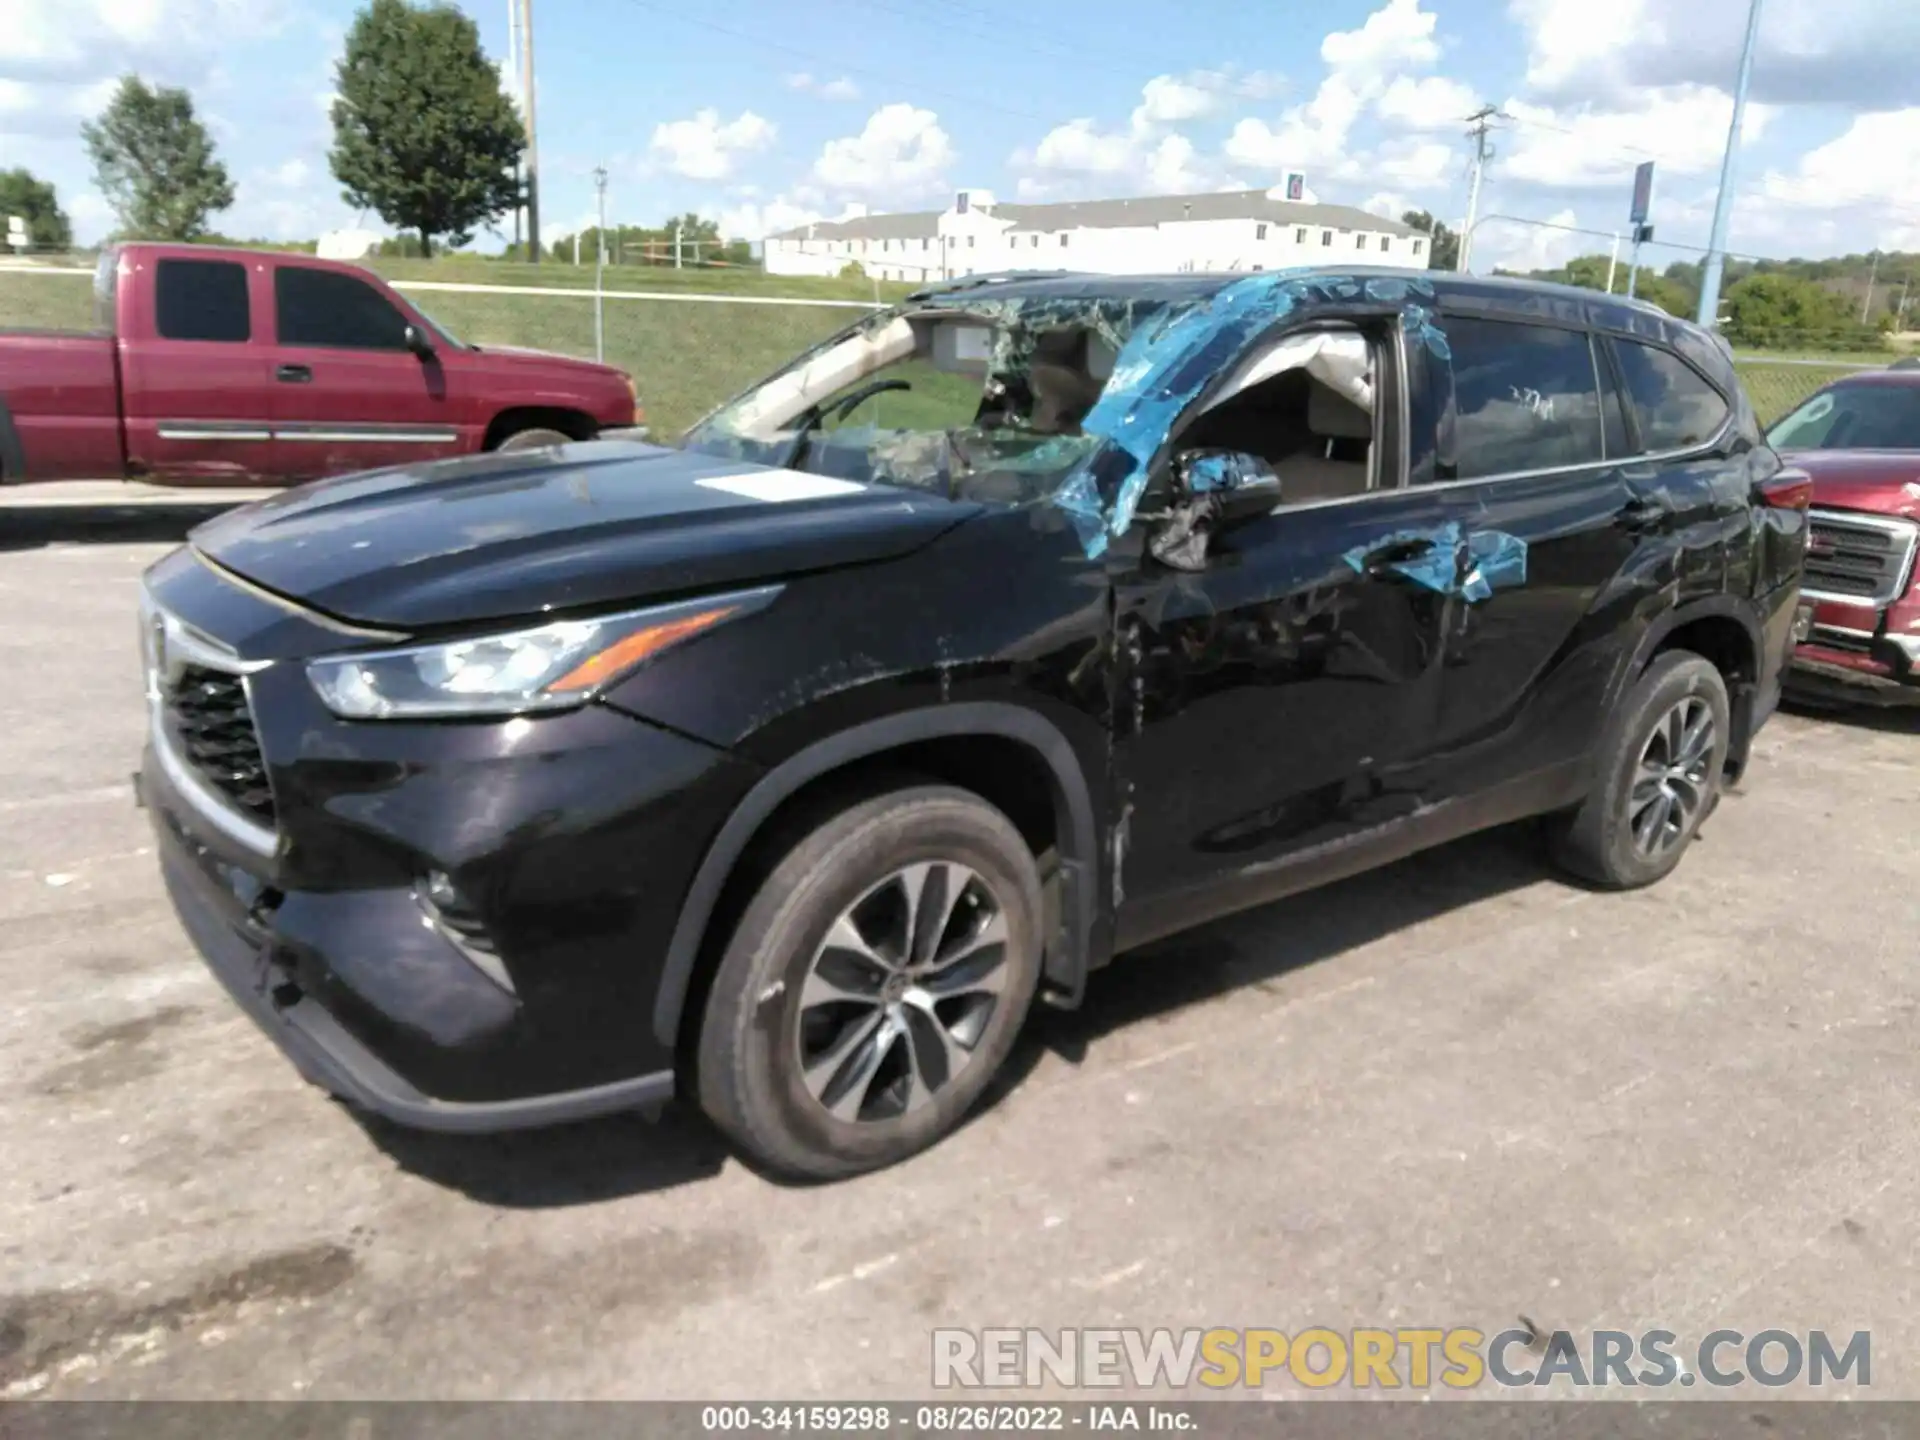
[275,267,410,350]
[154,259,250,343]
[1441,317,1604,479]
[1612,339,1729,452]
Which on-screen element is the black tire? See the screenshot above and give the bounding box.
[494,426,573,453]
[1547,650,1731,890]
[695,784,1044,1181]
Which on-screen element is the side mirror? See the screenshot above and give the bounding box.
[1174,448,1282,526]
[1150,449,1284,572]
[404,324,436,359]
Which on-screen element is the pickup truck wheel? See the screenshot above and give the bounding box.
[493,426,573,453]
[1547,651,1730,890]
[695,785,1044,1181]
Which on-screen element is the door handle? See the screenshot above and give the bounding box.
[1360,536,1435,576]
[276,364,312,383]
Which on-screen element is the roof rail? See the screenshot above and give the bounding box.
[906,269,1088,300]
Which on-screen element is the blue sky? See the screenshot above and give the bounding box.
[6,0,1919,273]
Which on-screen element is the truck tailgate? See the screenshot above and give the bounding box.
[0,330,125,482]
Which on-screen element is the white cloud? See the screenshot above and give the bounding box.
[1319,0,1441,86]
[811,103,955,202]
[649,108,776,181]
[1376,75,1480,131]
[271,157,309,188]
[718,196,827,242]
[1499,87,1776,189]
[1224,75,1368,172]
[1222,0,1448,181]
[1011,69,1270,200]
[0,75,117,136]
[1366,138,1459,190]
[1509,0,1920,110]
[1133,75,1218,129]
[786,72,859,101]
[1472,207,1585,272]
[1028,118,1137,178]
[1754,109,1920,250]
[1364,191,1412,221]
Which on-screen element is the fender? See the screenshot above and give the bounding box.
[650,701,1102,1049]
[0,398,27,481]
[1606,591,1766,776]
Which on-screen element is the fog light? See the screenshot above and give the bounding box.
[415,872,516,996]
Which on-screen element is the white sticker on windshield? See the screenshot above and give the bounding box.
[696,471,867,502]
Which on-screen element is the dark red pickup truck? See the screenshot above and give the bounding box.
[0,243,640,486]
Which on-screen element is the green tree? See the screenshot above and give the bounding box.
[1518,252,1693,318]
[81,77,235,241]
[1401,210,1459,270]
[329,0,525,256]
[0,169,73,251]
[1723,273,1882,351]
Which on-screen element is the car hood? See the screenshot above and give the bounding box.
[190,440,982,630]
[1782,449,1920,521]
[472,343,615,373]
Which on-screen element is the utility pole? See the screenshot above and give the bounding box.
[518,0,540,263]
[1861,249,1880,325]
[673,220,683,270]
[1696,0,1763,328]
[592,165,608,362]
[1459,106,1505,274]
[507,0,522,252]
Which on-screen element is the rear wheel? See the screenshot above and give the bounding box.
[1547,651,1731,889]
[695,785,1043,1181]
[494,426,573,453]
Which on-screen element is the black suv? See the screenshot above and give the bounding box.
[138,269,1810,1179]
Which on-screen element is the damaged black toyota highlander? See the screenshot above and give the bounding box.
[138,268,1810,1178]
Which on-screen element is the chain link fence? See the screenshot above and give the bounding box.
[0,260,1897,436]
[1731,357,1881,426]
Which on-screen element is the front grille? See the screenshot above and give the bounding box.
[163,664,275,826]
[1803,509,1920,607]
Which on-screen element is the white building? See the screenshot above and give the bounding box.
[765,187,1433,282]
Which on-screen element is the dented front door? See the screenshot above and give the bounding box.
[1106,484,1459,948]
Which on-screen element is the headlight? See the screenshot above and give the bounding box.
[306,586,779,720]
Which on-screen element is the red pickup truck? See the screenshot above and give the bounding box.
[0,243,640,486]
[1768,359,1920,706]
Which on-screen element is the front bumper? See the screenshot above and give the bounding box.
[144,767,675,1132]
[135,546,766,1132]
[1787,645,1920,707]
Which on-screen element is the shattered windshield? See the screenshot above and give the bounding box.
[681,291,1194,512]
[680,269,1443,558]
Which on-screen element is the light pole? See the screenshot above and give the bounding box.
[1696,0,1764,328]
[592,165,608,362]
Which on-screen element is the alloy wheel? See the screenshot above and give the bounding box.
[1628,696,1717,858]
[795,861,1011,1124]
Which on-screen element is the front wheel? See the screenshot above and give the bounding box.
[1547,650,1731,889]
[695,785,1044,1181]
[494,426,573,453]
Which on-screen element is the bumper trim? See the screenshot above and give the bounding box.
[157,822,675,1134]
[1786,655,1920,707]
